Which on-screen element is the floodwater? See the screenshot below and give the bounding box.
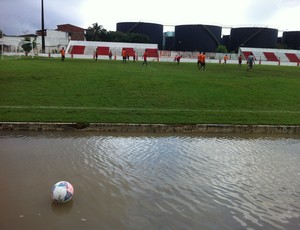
[0,131,299,230]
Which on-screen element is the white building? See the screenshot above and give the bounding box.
[35,29,70,53]
[1,35,34,53]
[1,29,70,55]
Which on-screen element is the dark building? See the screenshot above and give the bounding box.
[230,27,278,52]
[282,31,300,50]
[174,24,222,52]
[116,22,163,49]
[56,24,85,41]
[222,35,230,50]
[164,31,175,50]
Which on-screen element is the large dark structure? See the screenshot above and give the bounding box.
[163,31,175,50]
[116,22,163,49]
[282,31,300,50]
[174,24,222,52]
[230,27,278,52]
[222,35,230,50]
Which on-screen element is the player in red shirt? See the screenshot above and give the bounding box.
[60,47,65,61]
[142,49,147,66]
[122,48,127,64]
[176,55,183,65]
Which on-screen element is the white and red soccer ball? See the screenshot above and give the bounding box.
[51,181,74,203]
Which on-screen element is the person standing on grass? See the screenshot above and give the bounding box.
[176,55,183,65]
[238,54,243,67]
[108,50,112,60]
[247,54,255,71]
[142,49,148,66]
[201,52,206,70]
[95,47,98,61]
[197,52,202,69]
[122,48,127,64]
[198,52,206,70]
[133,50,136,62]
[223,54,229,64]
[60,47,65,61]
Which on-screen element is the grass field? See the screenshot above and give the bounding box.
[0,57,299,125]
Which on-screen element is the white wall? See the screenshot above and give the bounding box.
[66,40,158,56]
[36,30,69,53]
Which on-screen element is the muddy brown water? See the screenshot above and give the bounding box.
[0,131,299,230]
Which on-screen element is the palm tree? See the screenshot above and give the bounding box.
[86,23,105,41]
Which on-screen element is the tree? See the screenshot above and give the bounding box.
[85,22,151,43]
[275,43,288,49]
[86,23,106,41]
[215,45,228,53]
[20,36,36,56]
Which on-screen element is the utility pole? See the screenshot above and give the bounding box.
[41,0,45,53]
[1,30,3,60]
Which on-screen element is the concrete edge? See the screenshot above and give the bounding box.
[0,122,300,134]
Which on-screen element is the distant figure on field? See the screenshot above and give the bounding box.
[122,48,127,64]
[197,52,202,69]
[95,48,98,61]
[108,50,112,60]
[133,50,136,62]
[247,54,255,71]
[238,54,243,67]
[175,55,183,65]
[201,52,206,70]
[198,52,206,70]
[223,54,229,64]
[142,49,148,66]
[60,47,65,61]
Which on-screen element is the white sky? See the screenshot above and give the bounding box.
[0,0,299,36]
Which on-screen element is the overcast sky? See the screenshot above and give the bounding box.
[1,0,299,36]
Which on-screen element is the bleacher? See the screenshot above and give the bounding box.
[123,48,135,57]
[242,51,255,60]
[146,48,159,58]
[240,47,300,64]
[97,46,110,55]
[65,42,299,65]
[263,52,279,62]
[66,41,158,60]
[285,53,300,63]
[70,45,85,54]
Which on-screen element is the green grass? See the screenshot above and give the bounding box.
[0,57,300,125]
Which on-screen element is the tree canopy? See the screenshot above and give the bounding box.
[86,22,151,43]
[215,45,228,53]
[20,36,36,55]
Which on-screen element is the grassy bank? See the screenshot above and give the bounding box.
[0,57,299,125]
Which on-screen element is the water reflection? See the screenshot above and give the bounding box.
[0,131,299,230]
[51,200,73,216]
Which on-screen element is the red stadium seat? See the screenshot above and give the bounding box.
[122,48,135,57]
[263,52,279,61]
[285,53,300,62]
[70,45,85,54]
[96,46,110,55]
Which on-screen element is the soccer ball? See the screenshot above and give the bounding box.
[51,181,74,203]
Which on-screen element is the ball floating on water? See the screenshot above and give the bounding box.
[51,181,74,203]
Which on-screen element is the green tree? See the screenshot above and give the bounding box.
[275,43,288,49]
[20,36,36,56]
[215,45,228,53]
[85,22,151,43]
[86,23,107,41]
